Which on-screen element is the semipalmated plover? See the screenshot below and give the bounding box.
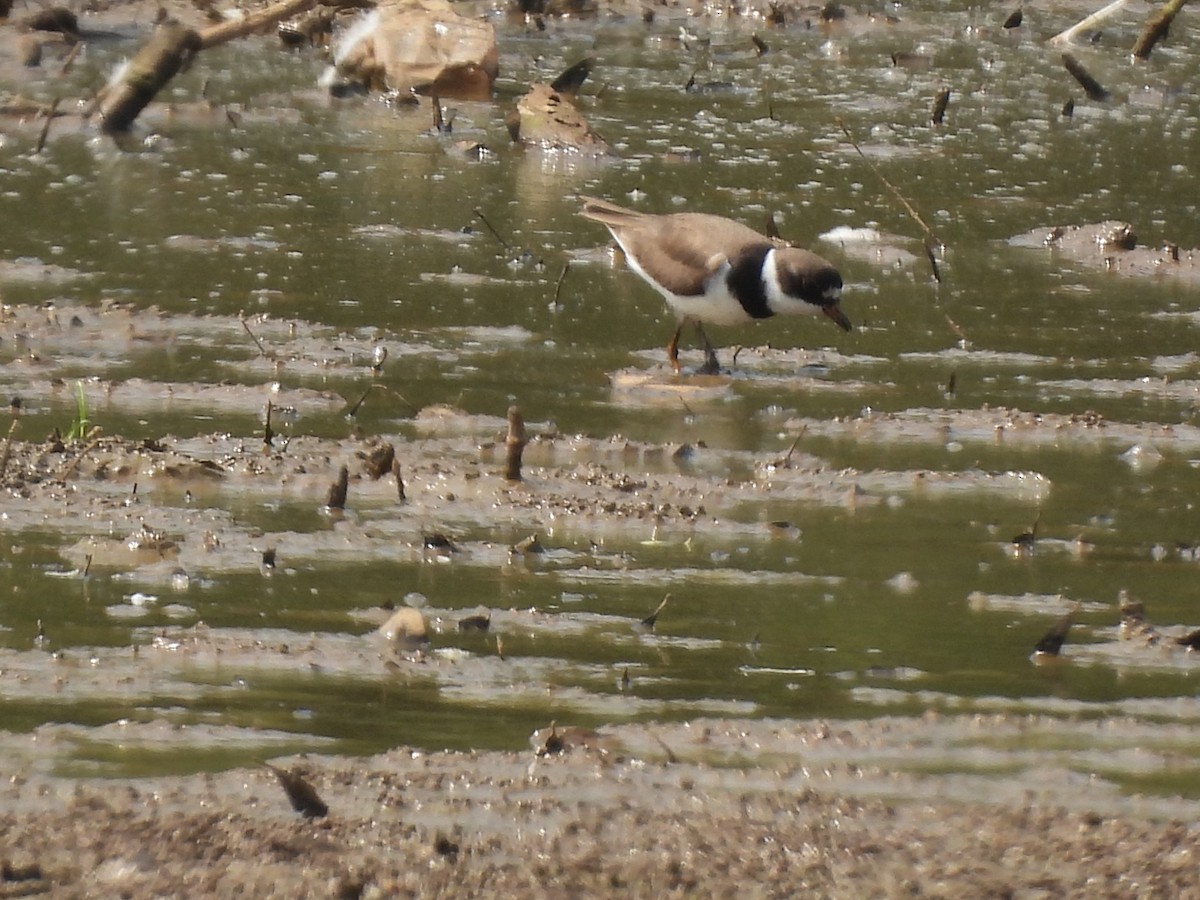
[580,196,850,373]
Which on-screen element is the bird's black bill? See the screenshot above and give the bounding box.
[823,304,852,332]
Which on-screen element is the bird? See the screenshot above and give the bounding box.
[580,196,850,374]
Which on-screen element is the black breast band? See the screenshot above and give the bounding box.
[724,245,774,320]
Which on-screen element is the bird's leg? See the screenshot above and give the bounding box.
[666,322,685,372]
[696,323,721,375]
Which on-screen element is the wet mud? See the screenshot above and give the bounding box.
[6,0,1200,892]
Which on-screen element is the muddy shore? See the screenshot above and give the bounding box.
[2,716,1199,897]
[6,0,1200,895]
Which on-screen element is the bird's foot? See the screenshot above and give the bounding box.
[698,351,722,375]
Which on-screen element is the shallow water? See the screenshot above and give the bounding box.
[3,1,1200,792]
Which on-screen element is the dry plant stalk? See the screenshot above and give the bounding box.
[0,418,18,480]
[35,97,60,153]
[1132,0,1188,59]
[504,406,527,482]
[325,465,349,509]
[930,88,950,125]
[1049,0,1133,45]
[1062,53,1110,100]
[836,118,943,283]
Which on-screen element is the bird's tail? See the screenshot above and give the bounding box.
[578,196,645,227]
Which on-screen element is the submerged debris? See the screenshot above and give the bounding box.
[640,593,671,630]
[266,763,329,818]
[458,614,491,633]
[505,406,527,482]
[1033,606,1079,657]
[324,465,349,510]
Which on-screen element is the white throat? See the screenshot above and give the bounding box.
[762,248,834,317]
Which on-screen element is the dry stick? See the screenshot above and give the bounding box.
[836,118,942,267]
[930,88,950,126]
[475,208,511,252]
[345,384,416,418]
[263,401,275,447]
[240,313,269,356]
[59,40,83,76]
[1132,0,1188,60]
[59,432,105,481]
[504,406,527,482]
[96,22,202,132]
[36,97,60,154]
[96,0,316,132]
[1049,0,1133,45]
[197,0,317,50]
[552,261,571,307]
[1062,53,1110,101]
[837,118,969,338]
[0,417,18,480]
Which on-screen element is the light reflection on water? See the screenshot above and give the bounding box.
[3,3,1200,775]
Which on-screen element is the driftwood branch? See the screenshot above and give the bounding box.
[1132,0,1188,59]
[198,0,317,50]
[1049,0,1133,45]
[97,0,317,133]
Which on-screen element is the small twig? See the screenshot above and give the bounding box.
[59,41,83,76]
[263,401,275,447]
[240,312,269,356]
[641,593,671,629]
[36,97,61,154]
[475,208,511,252]
[59,431,105,481]
[343,384,416,419]
[431,94,445,132]
[778,425,808,468]
[552,261,571,308]
[837,119,942,251]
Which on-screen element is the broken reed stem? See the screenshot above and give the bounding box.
[325,464,349,510]
[391,458,406,502]
[0,417,18,480]
[240,313,269,356]
[504,406,527,482]
[263,401,275,447]
[346,384,416,419]
[1049,0,1133,45]
[59,41,83,76]
[1132,0,1188,60]
[930,88,950,126]
[837,119,970,339]
[59,431,104,481]
[36,97,60,154]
